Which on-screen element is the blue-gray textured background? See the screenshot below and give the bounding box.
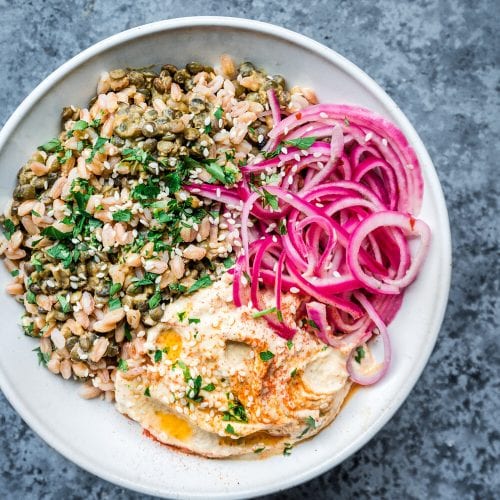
[0,1,498,499]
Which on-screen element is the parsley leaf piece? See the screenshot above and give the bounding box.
[223,257,234,269]
[154,349,163,363]
[33,347,50,366]
[214,106,223,120]
[131,181,160,202]
[254,447,265,454]
[108,297,122,310]
[72,120,89,131]
[10,269,19,277]
[252,307,277,319]
[87,136,108,163]
[177,311,186,322]
[26,290,37,304]
[109,282,122,297]
[278,220,287,235]
[169,282,187,294]
[38,138,62,153]
[286,340,293,350]
[2,219,16,240]
[261,189,279,210]
[144,387,151,397]
[187,275,213,294]
[259,351,274,362]
[117,359,128,372]
[298,416,316,438]
[354,346,366,364]
[148,290,162,309]
[284,136,316,149]
[225,424,236,435]
[57,295,71,313]
[202,383,215,392]
[41,227,72,241]
[164,171,181,194]
[205,162,226,183]
[124,323,132,341]
[307,319,319,330]
[112,209,132,222]
[283,443,293,456]
[222,398,248,423]
[263,144,283,159]
[290,368,298,378]
[188,317,200,325]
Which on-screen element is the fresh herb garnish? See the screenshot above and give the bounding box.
[26,290,36,304]
[10,269,19,277]
[144,387,151,397]
[223,398,248,423]
[154,349,163,363]
[177,311,186,322]
[108,297,122,310]
[225,424,236,435]
[2,219,16,240]
[124,323,132,341]
[214,106,223,120]
[298,416,316,438]
[283,443,293,456]
[87,136,108,163]
[109,282,122,297]
[46,243,77,268]
[307,319,319,330]
[132,272,157,288]
[131,180,160,202]
[278,220,287,235]
[187,275,213,294]
[252,307,278,319]
[202,383,215,392]
[354,346,366,364]
[117,358,128,372]
[148,290,162,309]
[41,227,72,241]
[284,136,316,149]
[254,447,265,454]
[33,347,50,366]
[38,138,62,153]
[188,317,200,324]
[261,189,279,210]
[72,120,89,131]
[57,294,71,313]
[112,209,132,222]
[286,340,293,350]
[223,257,234,269]
[259,351,275,362]
[290,368,298,378]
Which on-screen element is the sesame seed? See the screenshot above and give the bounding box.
[365,132,373,142]
[290,287,300,293]
[320,112,328,118]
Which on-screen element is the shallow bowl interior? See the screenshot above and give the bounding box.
[0,17,451,499]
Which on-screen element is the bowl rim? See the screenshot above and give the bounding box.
[0,16,452,499]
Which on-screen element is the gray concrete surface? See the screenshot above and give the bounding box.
[0,0,498,498]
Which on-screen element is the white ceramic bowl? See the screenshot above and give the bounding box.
[0,17,451,499]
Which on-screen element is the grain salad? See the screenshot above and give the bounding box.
[0,55,318,401]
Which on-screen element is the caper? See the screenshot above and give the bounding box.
[173,69,190,86]
[142,121,158,137]
[31,177,46,190]
[161,64,178,75]
[115,121,141,139]
[153,75,172,93]
[105,344,120,358]
[136,88,152,99]
[157,140,175,155]
[278,90,291,107]
[186,62,204,75]
[149,306,164,321]
[246,92,261,103]
[109,68,127,79]
[143,108,158,121]
[239,62,255,77]
[233,82,245,98]
[70,344,82,361]
[189,97,206,114]
[29,282,42,294]
[66,336,79,351]
[184,128,200,141]
[79,335,93,351]
[111,136,125,147]
[128,70,145,87]
[272,75,286,87]
[13,184,36,200]
[192,112,209,129]
[142,138,157,152]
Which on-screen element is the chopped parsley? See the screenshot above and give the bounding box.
[223,398,248,423]
[307,319,319,330]
[187,275,213,294]
[202,383,215,392]
[254,447,265,454]
[117,358,128,372]
[144,387,151,397]
[87,136,108,163]
[252,306,277,319]
[26,290,36,304]
[121,147,155,164]
[172,360,205,403]
[298,416,316,438]
[354,346,366,364]
[56,294,71,313]
[148,290,162,309]
[41,227,72,241]
[38,138,62,153]
[223,257,235,269]
[124,323,132,341]
[2,219,16,240]
[259,351,275,362]
[108,297,122,310]
[33,347,50,366]
[177,311,186,322]
[261,189,279,210]
[10,269,19,277]
[46,243,78,268]
[204,160,239,185]
[225,424,236,435]
[290,368,298,378]
[188,317,200,324]
[109,282,122,297]
[132,272,157,288]
[112,209,132,222]
[286,340,293,350]
[131,180,160,202]
[283,443,293,456]
[283,136,316,149]
[278,220,287,235]
[72,120,89,131]
[154,349,164,363]
[214,106,223,120]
